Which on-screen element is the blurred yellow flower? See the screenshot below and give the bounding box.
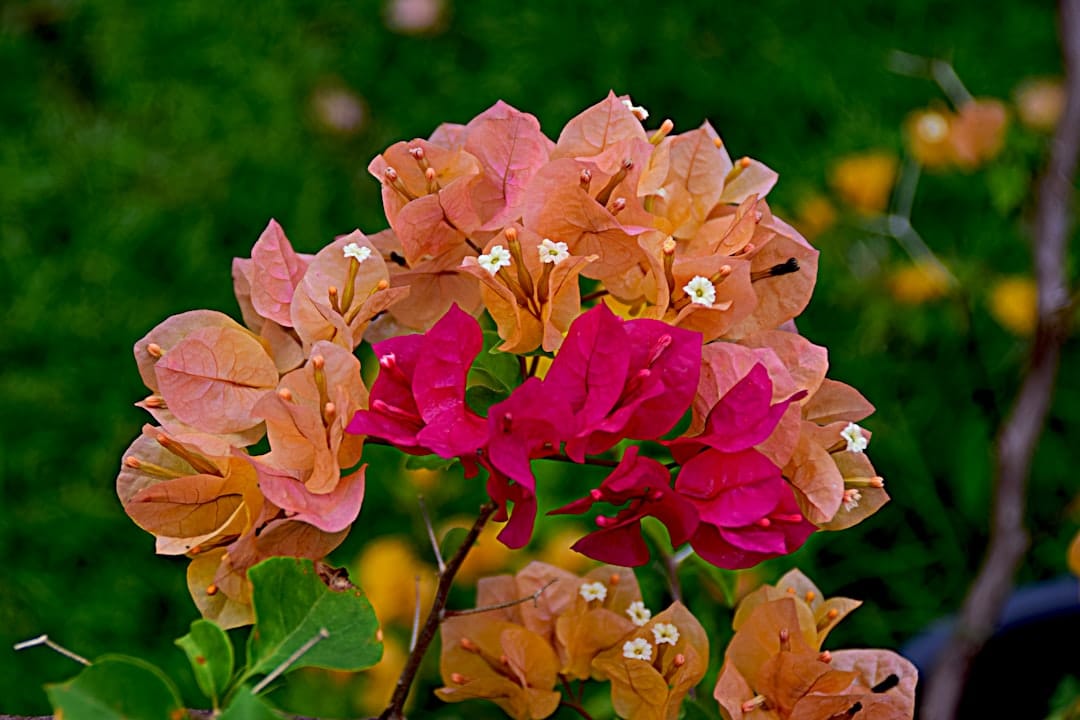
[989,276,1038,336]
[829,152,898,214]
[1015,78,1064,133]
[355,635,409,716]
[887,261,952,304]
[451,518,515,583]
[905,100,1009,170]
[355,536,435,627]
[905,109,954,169]
[792,193,838,240]
[535,525,595,575]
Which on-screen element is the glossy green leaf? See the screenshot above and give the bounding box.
[465,384,505,416]
[45,655,184,720]
[246,557,382,676]
[470,330,521,393]
[440,526,471,561]
[403,453,459,471]
[687,552,738,608]
[176,618,234,707]
[221,686,281,720]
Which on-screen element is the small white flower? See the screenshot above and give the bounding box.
[343,242,372,263]
[841,422,868,453]
[622,637,653,661]
[842,488,862,512]
[626,600,652,626]
[652,622,680,646]
[538,238,570,265]
[579,581,607,603]
[621,98,650,122]
[478,244,512,274]
[683,276,716,306]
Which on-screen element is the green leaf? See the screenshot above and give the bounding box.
[687,553,738,608]
[440,526,471,561]
[680,697,716,720]
[221,687,282,720]
[46,655,184,720]
[176,618,235,707]
[986,162,1030,216]
[465,384,506,416]
[246,557,382,676]
[470,330,521,394]
[404,453,459,471]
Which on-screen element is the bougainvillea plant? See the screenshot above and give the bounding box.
[63,92,916,719]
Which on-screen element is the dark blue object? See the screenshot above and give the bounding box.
[901,575,1080,719]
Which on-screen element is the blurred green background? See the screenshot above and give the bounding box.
[2,0,1077,717]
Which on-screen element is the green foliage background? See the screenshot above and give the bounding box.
[1,0,1076,716]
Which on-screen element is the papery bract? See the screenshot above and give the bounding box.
[347,303,487,462]
[545,303,701,462]
[592,602,709,720]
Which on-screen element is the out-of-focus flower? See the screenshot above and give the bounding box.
[454,519,515,584]
[950,99,1009,169]
[312,85,366,136]
[355,635,408,716]
[989,275,1038,336]
[384,0,446,35]
[887,261,952,304]
[791,194,837,240]
[904,109,954,169]
[354,535,435,628]
[535,525,595,574]
[1015,77,1065,132]
[905,99,1009,171]
[828,152,898,214]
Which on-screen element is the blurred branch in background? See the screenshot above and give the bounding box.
[921,1,1080,718]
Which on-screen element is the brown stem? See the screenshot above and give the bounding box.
[379,501,498,720]
[920,2,1079,718]
[581,288,610,304]
[443,578,557,617]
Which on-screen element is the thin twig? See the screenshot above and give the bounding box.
[417,495,446,572]
[581,288,610,304]
[13,635,90,666]
[379,501,498,720]
[250,628,329,695]
[541,451,620,468]
[921,2,1080,718]
[443,578,558,617]
[409,575,422,652]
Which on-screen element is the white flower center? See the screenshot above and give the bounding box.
[539,238,570,265]
[652,622,680,645]
[478,244,512,274]
[841,422,868,453]
[343,242,372,263]
[683,276,716,306]
[579,581,607,602]
[622,637,653,661]
[626,600,652,626]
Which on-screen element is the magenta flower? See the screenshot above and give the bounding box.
[549,446,698,566]
[544,304,701,462]
[483,377,571,548]
[347,304,487,464]
[666,363,815,569]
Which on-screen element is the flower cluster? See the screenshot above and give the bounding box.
[117,92,888,628]
[714,569,917,719]
[436,562,707,720]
